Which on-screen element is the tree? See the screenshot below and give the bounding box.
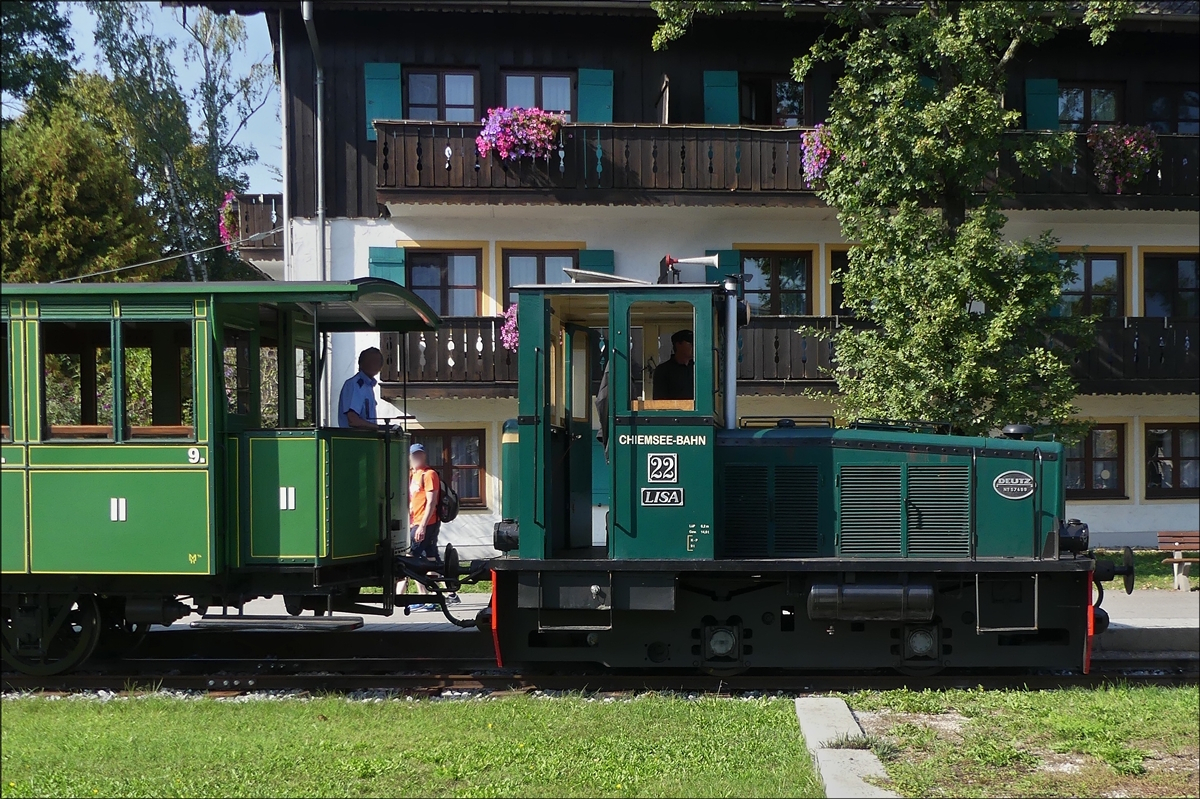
[0,77,160,284]
[0,1,74,117]
[653,1,1132,437]
[88,2,273,281]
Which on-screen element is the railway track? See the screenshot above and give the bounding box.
[4,654,1195,694]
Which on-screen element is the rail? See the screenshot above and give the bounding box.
[374,123,1198,206]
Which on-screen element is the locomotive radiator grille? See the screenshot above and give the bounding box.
[906,465,971,557]
[723,465,771,557]
[774,466,819,556]
[838,465,903,556]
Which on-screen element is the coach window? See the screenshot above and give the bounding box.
[120,321,194,439]
[1146,424,1199,499]
[222,328,252,417]
[41,321,113,440]
[259,306,280,428]
[1065,424,1125,499]
[629,301,695,412]
[412,430,486,509]
[294,345,315,427]
[1,322,10,440]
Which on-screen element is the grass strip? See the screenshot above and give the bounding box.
[1,694,821,798]
[841,685,1199,798]
[1093,548,1197,591]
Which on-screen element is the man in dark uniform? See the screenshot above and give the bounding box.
[652,329,694,400]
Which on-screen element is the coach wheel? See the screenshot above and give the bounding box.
[1,594,103,676]
[94,598,151,660]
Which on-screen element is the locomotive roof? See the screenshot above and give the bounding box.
[4,278,440,333]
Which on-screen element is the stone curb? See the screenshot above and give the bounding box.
[794,697,899,799]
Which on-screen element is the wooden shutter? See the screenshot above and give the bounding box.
[577,68,614,123]
[364,63,402,142]
[578,249,615,274]
[705,249,741,284]
[368,247,406,285]
[703,71,739,125]
[1025,78,1060,131]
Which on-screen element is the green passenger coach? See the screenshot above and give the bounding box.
[486,270,1134,676]
[1,279,440,674]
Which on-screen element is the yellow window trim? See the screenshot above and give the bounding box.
[1137,245,1199,317]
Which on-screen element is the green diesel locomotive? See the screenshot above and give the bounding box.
[1,279,447,675]
[487,273,1134,675]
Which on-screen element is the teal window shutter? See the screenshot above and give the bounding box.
[705,249,741,284]
[703,71,739,125]
[1025,78,1060,131]
[368,247,406,285]
[364,63,402,142]
[578,249,615,274]
[577,69,614,123]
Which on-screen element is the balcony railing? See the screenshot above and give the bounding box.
[379,314,1197,397]
[380,317,518,392]
[376,123,821,204]
[235,193,284,260]
[998,134,1198,208]
[374,122,1198,208]
[1059,317,1198,394]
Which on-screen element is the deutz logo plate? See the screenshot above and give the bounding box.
[993,470,1036,500]
[641,488,684,506]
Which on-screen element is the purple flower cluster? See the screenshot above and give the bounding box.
[218,190,239,251]
[801,124,832,186]
[1086,124,1161,194]
[500,303,519,352]
[476,107,564,162]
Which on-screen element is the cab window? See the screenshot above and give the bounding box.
[41,321,113,439]
[628,301,695,412]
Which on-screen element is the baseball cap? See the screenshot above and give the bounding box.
[671,329,694,345]
[409,443,425,454]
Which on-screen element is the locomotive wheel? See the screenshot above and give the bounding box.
[701,665,749,677]
[895,662,944,677]
[1,594,102,676]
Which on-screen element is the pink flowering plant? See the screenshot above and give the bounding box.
[800,124,833,186]
[476,107,564,162]
[218,190,239,250]
[1086,124,1161,194]
[500,303,519,352]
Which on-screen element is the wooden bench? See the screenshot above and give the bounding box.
[1158,531,1200,591]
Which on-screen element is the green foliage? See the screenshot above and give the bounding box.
[1,81,160,284]
[0,1,74,114]
[0,694,820,797]
[653,1,1135,438]
[85,2,273,282]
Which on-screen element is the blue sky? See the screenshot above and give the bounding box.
[66,1,281,192]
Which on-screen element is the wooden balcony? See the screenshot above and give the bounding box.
[379,315,1197,398]
[998,134,1199,211]
[374,122,1198,209]
[375,122,822,206]
[235,193,284,261]
[379,317,518,398]
[1060,317,1199,395]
